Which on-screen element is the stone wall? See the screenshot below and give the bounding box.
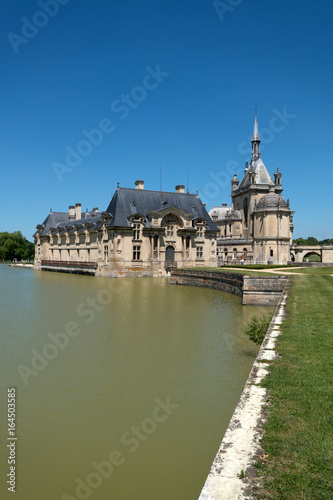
[242,276,288,305]
[170,270,288,305]
[169,270,244,297]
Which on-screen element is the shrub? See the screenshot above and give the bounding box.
[245,315,272,345]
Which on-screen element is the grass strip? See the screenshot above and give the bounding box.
[256,275,333,499]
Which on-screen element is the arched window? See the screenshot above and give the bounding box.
[233,248,237,259]
[243,248,247,256]
[270,249,274,257]
[243,198,248,227]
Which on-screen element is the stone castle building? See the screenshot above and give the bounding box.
[34,113,297,274]
[34,181,219,276]
[209,115,294,265]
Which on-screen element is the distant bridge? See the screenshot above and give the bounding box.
[290,245,333,263]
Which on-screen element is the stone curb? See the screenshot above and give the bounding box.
[198,281,291,499]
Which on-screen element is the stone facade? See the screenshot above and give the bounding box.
[34,183,219,277]
[209,115,294,265]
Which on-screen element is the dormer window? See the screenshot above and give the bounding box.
[133,223,141,241]
[166,225,174,241]
[196,226,203,242]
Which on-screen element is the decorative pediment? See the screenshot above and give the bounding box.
[127,213,146,223]
[192,216,207,226]
[161,212,184,228]
[151,206,192,218]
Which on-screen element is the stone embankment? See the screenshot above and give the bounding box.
[170,269,288,305]
[198,281,290,499]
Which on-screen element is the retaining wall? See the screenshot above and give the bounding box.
[170,270,288,306]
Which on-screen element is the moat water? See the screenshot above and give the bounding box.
[0,264,273,500]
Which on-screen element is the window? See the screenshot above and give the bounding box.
[270,249,274,257]
[196,226,203,241]
[196,246,203,260]
[104,245,108,265]
[185,236,190,257]
[133,245,141,261]
[133,223,141,241]
[243,198,248,227]
[233,248,237,259]
[243,248,247,256]
[224,247,228,259]
[166,225,174,241]
[153,235,158,258]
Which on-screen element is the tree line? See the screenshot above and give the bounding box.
[293,236,333,246]
[0,231,35,261]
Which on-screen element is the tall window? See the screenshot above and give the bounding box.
[133,223,141,240]
[270,249,274,257]
[196,246,203,260]
[233,248,237,259]
[243,248,247,256]
[133,245,141,261]
[153,235,158,258]
[166,225,174,241]
[243,198,248,228]
[104,245,108,265]
[196,226,203,241]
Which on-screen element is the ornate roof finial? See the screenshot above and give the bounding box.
[251,106,261,163]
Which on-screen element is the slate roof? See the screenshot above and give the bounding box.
[35,211,103,237]
[209,205,232,220]
[238,158,274,189]
[106,188,219,232]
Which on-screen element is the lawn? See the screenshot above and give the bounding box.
[191,267,282,276]
[256,274,333,499]
[280,266,333,275]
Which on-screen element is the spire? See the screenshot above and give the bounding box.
[251,107,261,163]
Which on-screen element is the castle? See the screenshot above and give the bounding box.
[209,114,294,265]
[34,181,219,276]
[34,114,295,275]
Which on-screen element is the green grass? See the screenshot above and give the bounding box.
[283,267,333,275]
[219,264,302,269]
[191,267,280,276]
[256,275,333,499]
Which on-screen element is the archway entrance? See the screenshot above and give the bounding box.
[165,245,175,263]
[303,252,321,263]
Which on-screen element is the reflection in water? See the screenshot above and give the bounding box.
[0,265,273,500]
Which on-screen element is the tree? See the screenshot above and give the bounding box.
[0,231,34,261]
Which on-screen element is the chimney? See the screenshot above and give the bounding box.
[175,184,185,193]
[75,203,81,220]
[135,180,144,190]
[93,207,98,213]
[69,206,75,220]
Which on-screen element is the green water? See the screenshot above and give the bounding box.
[0,265,273,499]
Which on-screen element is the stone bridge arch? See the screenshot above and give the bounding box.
[302,251,321,262]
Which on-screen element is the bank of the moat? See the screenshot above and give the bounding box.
[170,269,288,305]
[198,280,290,499]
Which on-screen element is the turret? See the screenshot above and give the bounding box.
[231,173,239,191]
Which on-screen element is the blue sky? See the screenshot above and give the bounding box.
[1,0,332,241]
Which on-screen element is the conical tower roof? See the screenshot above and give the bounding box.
[239,114,274,189]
